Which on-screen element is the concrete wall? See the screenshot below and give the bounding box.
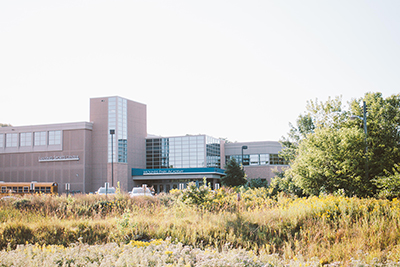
[243,165,287,183]
[224,141,283,156]
[126,98,146,191]
[0,122,93,193]
[90,97,109,192]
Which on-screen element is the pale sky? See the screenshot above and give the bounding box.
[1,1,399,142]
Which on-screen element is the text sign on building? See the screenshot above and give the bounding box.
[38,155,80,162]
[132,168,226,176]
[143,169,184,175]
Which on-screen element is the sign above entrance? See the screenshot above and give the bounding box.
[143,169,184,175]
[132,167,225,176]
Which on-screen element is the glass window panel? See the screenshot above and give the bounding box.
[6,133,18,147]
[250,154,260,165]
[0,134,4,148]
[48,131,61,145]
[269,154,287,165]
[34,132,46,146]
[260,154,269,165]
[20,132,32,147]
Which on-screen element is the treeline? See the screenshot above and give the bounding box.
[273,92,400,198]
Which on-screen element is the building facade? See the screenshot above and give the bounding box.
[0,122,93,192]
[0,96,287,194]
[131,135,226,193]
[90,96,146,193]
[224,141,288,183]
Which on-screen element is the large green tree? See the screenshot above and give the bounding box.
[222,158,247,187]
[280,92,400,197]
[290,127,366,196]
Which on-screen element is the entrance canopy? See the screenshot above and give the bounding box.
[132,167,226,193]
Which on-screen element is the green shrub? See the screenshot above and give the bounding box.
[12,198,31,209]
[179,181,212,206]
[1,223,33,249]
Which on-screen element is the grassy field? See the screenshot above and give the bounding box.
[1,186,400,266]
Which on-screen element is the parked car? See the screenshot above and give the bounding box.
[96,187,116,195]
[129,187,153,197]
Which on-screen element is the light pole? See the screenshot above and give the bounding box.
[350,101,368,181]
[110,129,115,187]
[241,145,248,168]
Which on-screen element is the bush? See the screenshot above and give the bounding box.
[1,223,34,249]
[12,198,31,209]
[246,178,268,188]
[375,164,400,199]
[179,181,213,206]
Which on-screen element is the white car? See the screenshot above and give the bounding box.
[129,187,153,197]
[96,187,116,195]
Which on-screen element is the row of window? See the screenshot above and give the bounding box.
[108,97,128,163]
[1,186,51,193]
[0,131,62,148]
[146,136,222,169]
[226,153,288,166]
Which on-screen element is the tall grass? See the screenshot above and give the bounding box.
[1,190,400,265]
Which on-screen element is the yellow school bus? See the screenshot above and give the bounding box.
[0,182,58,195]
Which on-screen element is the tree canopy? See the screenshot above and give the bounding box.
[278,92,400,197]
[222,158,247,187]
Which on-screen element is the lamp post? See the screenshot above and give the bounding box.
[350,101,368,181]
[110,129,115,187]
[241,145,248,168]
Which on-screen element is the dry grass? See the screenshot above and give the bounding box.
[1,191,400,265]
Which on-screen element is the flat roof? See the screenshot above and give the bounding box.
[0,122,93,133]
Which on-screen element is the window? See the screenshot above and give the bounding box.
[240,155,249,166]
[227,154,275,166]
[206,136,221,168]
[6,133,18,147]
[250,154,260,165]
[48,131,61,145]
[118,139,127,163]
[20,132,32,147]
[108,97,128,163]
[34,132,46,146]
[0,134,3,148]
[260,154,269,165]
[269,154,288,165]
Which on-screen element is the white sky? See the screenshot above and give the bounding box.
[1,1,399,142]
